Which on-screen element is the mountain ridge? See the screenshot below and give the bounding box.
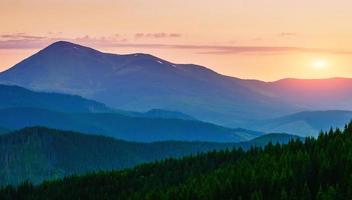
[0,107,261,142]
[1,41,352,128]
[0,84,111,113]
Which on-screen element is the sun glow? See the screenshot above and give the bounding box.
[312,59,328,70]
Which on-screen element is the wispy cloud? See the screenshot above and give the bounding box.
[0,32,351,55]
[0,33,46,40]
[0,33,51,49]
[74,35,129,44]
[277,32,298,37]
[134,32,182,39]
[96,43,352,55]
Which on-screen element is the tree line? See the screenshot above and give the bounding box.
[1,122,352,199]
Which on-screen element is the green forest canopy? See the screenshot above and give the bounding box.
[1,122,352,199]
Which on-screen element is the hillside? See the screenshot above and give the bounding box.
[2,123,351,199]
[114,109,197,121]
[247,133,302,146]
[0,107,261,142]
[0,127,294,186]
[1,82,348,138]
[244,110,352,137]
[0,41,298,126]
[0,84,110,113]
[140,109,196,121]
[0,127,235,186]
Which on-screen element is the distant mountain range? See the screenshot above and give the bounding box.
[0,84,196,121]
[0,127,300,186]
[0,107,261,142]
[0,41,352,134]
[0,84,263,142]
[0,42,311,126]
[244,110,352,137]
[138,109,196,121]
[116,108,196,121]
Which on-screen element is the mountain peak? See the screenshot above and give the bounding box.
[50,40,76,46]
[46,41,81,49]
[41,41,101,55]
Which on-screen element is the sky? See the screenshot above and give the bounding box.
[1,0,352,81]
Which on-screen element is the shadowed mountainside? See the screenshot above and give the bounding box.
[4,124,352,199]
[0,127,296,186]
[0,84,110,113]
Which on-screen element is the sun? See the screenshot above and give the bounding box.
[311,59,328,69]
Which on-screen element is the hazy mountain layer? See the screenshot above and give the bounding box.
[0,107,262,142]
[242,110,352,137]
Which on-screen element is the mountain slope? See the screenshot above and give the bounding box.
[0,127,294,186]
[114,109,197,121]
[244,110,352,137]
[248,133,303,146]
[0,41,296,126]
[0,83,200,123]
[3,124,351,199]
[0,107,261,142]
[140,109,196,120]
[2,41,352,128]
[0,127,233,186]
[0,84,110,113]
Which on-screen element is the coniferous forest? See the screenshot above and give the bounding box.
[1,122,352,200]
[0,127,298,186]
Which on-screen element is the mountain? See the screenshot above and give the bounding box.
[0,84,110,113]
[114,108,197,121]
[0,84,259,142]
[248,133,303,146]
[0,107,261,142]
[0,84,198,121]
[140,109,196,120]
[244,110,352,137]
[0,41,297,126]
[264,78,352,111]
[2,41,352,128]
[4,124,351,199]
[0,127,295,186]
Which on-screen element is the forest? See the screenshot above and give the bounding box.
[1,122,351,199]
[0,126,296,186]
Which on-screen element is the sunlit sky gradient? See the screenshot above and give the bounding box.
[1,0,352,81]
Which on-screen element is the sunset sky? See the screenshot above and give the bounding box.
[1,0,352,81]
